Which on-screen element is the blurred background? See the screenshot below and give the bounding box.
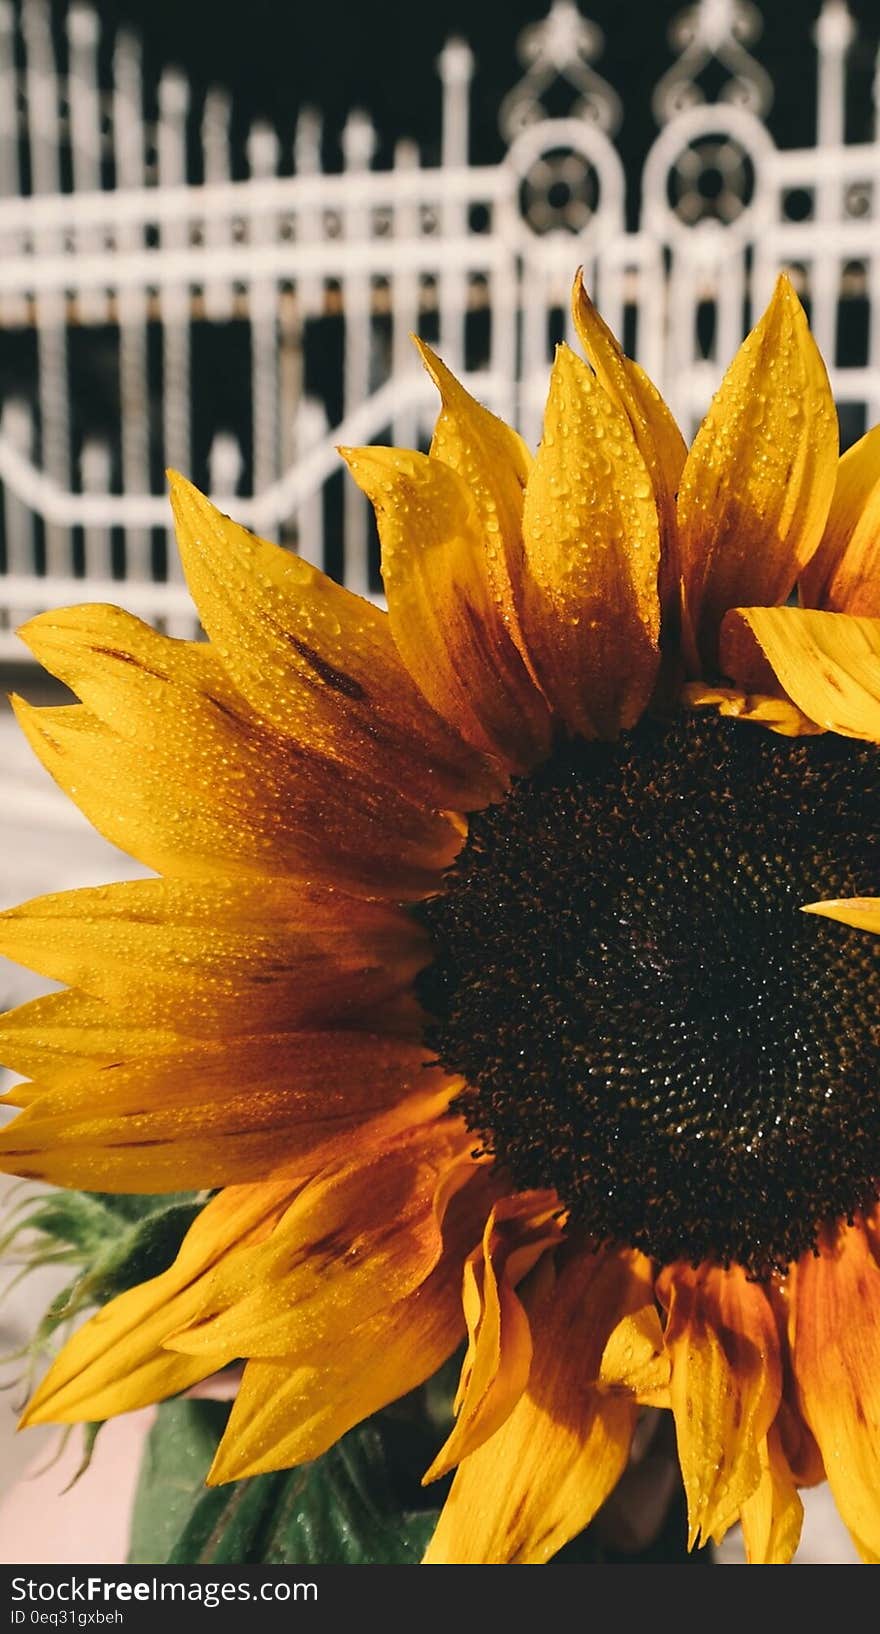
[0,0,877,1564]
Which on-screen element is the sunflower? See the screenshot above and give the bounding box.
[1,270,879,1567]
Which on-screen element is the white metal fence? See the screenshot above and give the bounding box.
[0,0,878,651]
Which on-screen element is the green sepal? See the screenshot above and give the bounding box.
[61,1421,105,1491]
[2,1189,204,1367]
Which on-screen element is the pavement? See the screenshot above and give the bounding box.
[0,684,862,1565]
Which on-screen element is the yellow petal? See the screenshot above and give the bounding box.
[572,269,686,621]
[681,681,824,737]
[14,602,463,895]
[341,445,550,769]
[520,344,661,738]
[21,1180,296,1426]
[0,1037,452,1193]
[678,275,837,671]
[657,1261,782,1550]
[801,897,880,933]
[12,693,456,899]
[720,606,880,740]
[850,1533,880,1566]
[739,1427,804,1566]
[0,876,426,1036]
[414,338,540,683]
[24,1277,225,1427]
[790,1216,880,1562]
[599,1304,671,1404]
[801,424,880,614]
[167,1117,475,1357]
[423,1244,649,1564]
[424,1191,562,1482]
[0,989,182,1084]
[206,1167,500,1480]
[167,475,503,811]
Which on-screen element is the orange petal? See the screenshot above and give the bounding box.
[519,344,661,738]
[790,1217,880,1562]
[739,1426,804,1566]
[801,897,880,934]
[0,1037,454,1193]
[681,681,824,738]
[572,269,686,624]
[424,1191,563,1482]
[800,424,880,615]
[341,445,550,769]
[775,1390,825,1489]
[657,1261,782,1549]
[677,275,837,672]
[206,1166,501,1480]
[423,1244,651,1564]
[0,876,426,1037]
[167,1116,476,1357]
[765,1280,826,1489]
[21,1180,297,1426]
[720,606,880,741]
[167,475,503,812]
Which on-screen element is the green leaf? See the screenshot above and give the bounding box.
[129,1399,232,1565]
[131,1401,440,1565]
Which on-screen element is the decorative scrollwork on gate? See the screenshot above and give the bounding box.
[652,0,774,125]
[499,0,621,140]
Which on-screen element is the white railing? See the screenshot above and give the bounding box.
[0,0,878,652]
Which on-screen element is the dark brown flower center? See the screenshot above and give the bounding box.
[417,711,880,1278]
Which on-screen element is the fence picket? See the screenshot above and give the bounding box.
[437,39,473,372]
[202,88,235,321]
[80,436,112,580]
[156,66,192,632]
[24,0,71,578]
[0,2,28,327]
[112,25,152,584]
[390,139,422,455]
[340,108,376,598]
[1,398,36,626]
[293,397,327,571]
[247,121,282,541]
[67,3,107,324]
